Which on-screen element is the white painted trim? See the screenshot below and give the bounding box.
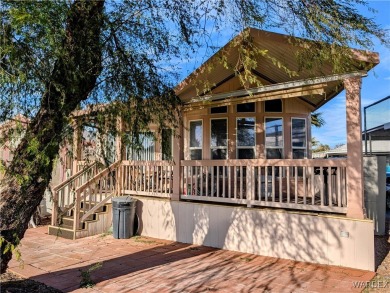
[264,117,284,158]
[291,117,307,159]
[236,117,256,159]
[188,119,203,160]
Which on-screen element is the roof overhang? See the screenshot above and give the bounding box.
[176,28,379,111]
[183,72,366,111]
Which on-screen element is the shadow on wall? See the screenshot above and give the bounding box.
[169,201,346,264]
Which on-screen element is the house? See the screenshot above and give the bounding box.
[0,115,70,217]
[49,29,379,271]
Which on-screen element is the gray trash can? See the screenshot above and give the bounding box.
[112,196,137,239]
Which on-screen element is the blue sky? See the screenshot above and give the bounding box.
[311,1,390,148]
[177,1,390,149]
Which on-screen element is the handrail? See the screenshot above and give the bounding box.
[180,158,347,167]
[53,161,99,192]
[80,193,113,222]
[74,160,120,230]
[76,160,120,194]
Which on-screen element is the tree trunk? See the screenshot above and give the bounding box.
[0,0,104,273]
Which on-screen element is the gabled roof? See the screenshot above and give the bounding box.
[176,28,379,110]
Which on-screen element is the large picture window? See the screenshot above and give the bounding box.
[189,120,202,160]
[265,117,283,159]
[126,132,155,161]
[291,118,307,159]
[211,118,227,159]
[236,118,255,159]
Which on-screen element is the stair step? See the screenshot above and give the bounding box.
[80,202,107,213]
[48,226,76,240]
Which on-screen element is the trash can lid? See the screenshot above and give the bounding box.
[112,196,137,203]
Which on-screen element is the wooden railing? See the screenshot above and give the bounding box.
[52,161,100,226]
[73,161,120,230]
[120,160,173,197]
[52,158,349,231]
[180,159,347,213]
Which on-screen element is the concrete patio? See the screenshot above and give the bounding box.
[8,226,375,293]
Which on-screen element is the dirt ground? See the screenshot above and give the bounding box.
[366,211,390,293]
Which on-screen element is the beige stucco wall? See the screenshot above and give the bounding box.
[134,196,374,271]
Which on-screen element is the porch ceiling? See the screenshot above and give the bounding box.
[176,28,379,111]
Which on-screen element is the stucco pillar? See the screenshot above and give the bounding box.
[344,77,365,219]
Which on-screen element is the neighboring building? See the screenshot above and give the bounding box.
[24,29,382,271]
[313,140,390,159]
[315,96,390,172]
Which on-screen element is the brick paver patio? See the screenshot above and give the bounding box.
[8,226,375,292]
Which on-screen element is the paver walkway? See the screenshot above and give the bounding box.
[8,226,375,293]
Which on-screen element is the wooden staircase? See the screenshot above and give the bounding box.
[49,161,120,240]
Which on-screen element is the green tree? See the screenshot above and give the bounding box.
[311,112,326,128]
[0,0,388,273]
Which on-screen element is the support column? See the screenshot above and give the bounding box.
[344,77,365,219]
[72,120,82,175]
[171,112,183,200]
[116,117,123,161]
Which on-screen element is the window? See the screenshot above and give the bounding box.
[210,106,227,114]
[162,129,173,160]
[103,132,116,164]
[126,132,155,161]
[291,118,307,159]
[237,118,255,159]
[265,118,283,159]
[237,102,255,113]
[189,121,202,160]
[82,125,98,160]
[210,118,227,159]
[265,99,282,112]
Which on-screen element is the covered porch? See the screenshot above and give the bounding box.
[57,72,371,221]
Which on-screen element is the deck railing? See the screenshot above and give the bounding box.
[180,159,347,213]
[51,161,100,226]
[53,158,349,229]
[120,160,173,197]
[74,161,120,230]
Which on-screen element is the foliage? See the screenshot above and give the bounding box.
[311,137,331,152]
[79,262,102,288]
[1,1,388,124]
[311,112,326,128]
[0,0,389,273]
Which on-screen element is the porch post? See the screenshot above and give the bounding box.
[116,117,123,195]
[72,120,82,175]
[171,123,182,200]
[344,77,365,219]
[116,117,123,161]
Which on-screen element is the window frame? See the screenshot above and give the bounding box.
[210,117,228,159]
[236,102,256,113]
[125,131,156,161]
[264,117,284,159]
[236,117,256,159]
[264,99,283,113]
[162,128,173,161]
[210,106,228,114]
[291,117,307,159]
[189,119,203,160]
